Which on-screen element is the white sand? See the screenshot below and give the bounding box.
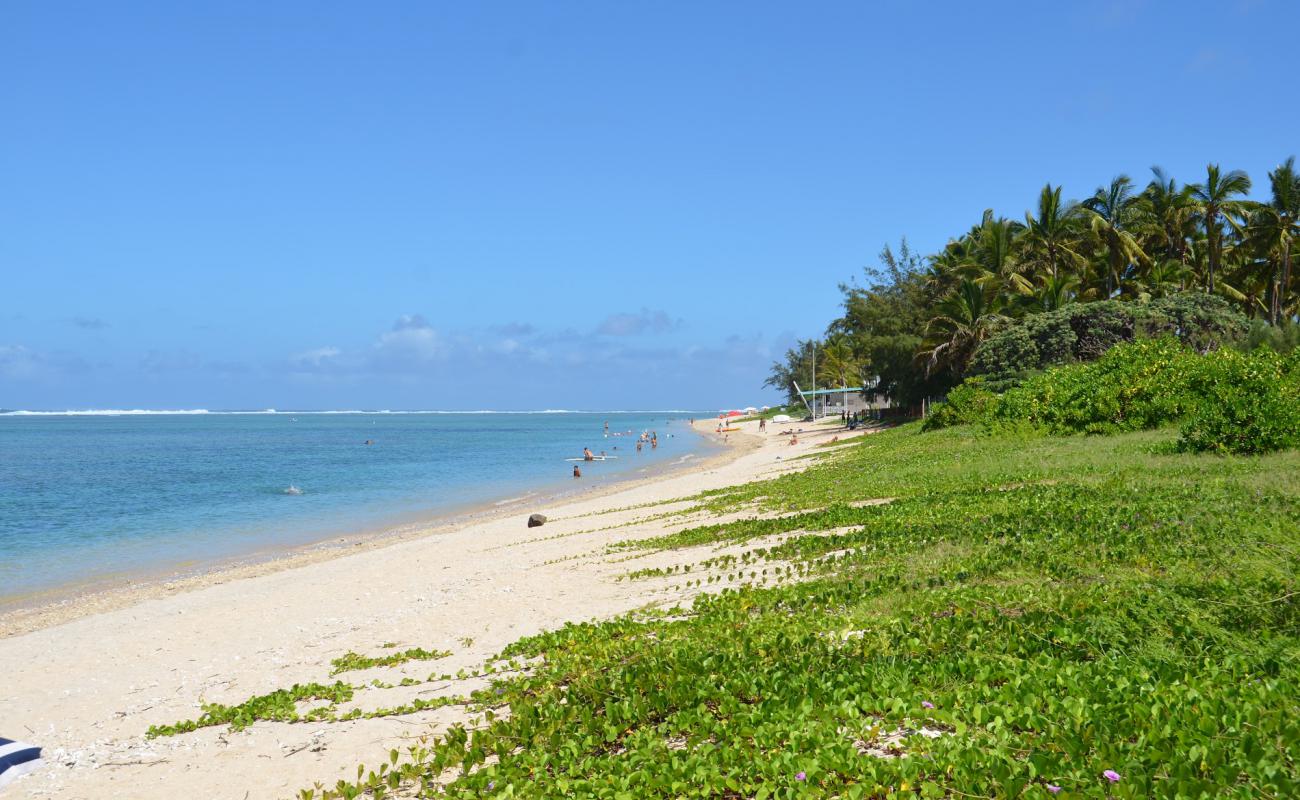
[0,418,863,799]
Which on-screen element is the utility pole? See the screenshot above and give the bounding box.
[810,341,816,420]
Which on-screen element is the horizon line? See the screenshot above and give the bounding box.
[0,408,728,417]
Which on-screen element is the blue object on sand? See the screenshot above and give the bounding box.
[0,738,42,789]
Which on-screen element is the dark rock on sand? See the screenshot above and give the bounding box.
[527,513,548,528]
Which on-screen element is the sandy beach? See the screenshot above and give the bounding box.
[1,416,861,799]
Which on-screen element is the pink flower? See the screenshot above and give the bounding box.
[1046,785,1061,794]
[795,771,806,781]
[1103,770,1121,782]
[922,701,935,709]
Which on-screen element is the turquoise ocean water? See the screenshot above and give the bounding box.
[0,411,713,603]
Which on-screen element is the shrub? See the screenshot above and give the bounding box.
[1137,292,1249,353]
[1068,301,1135,361]
[967,305,1088,389]
[1178,348,1300,454]
[968,293,1248,390]
[996,338,1199,434]
[920,380,1000,430]
[929,339,1300,454]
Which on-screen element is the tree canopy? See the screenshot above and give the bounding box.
[768,161,1300,407]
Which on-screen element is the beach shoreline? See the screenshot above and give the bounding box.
[0,423,738,639]
[0,415,856,800]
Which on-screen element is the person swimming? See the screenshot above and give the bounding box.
[573,464,582,478]
[583,447,595,461]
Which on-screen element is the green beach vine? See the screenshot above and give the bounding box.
[273,414,1300,798]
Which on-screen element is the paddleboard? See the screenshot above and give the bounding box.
[565,456,618,462]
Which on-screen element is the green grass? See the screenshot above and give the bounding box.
[291,423,1299,797]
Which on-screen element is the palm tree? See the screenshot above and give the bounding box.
[1022,272,1080,313]
[1019,184,1086,286]
[1082,175,1148,298]
[969,210,1029,296]
[1135,167,1196,270]
[816,336,860,390]
[1136,259,1194,301]
[922,279,1009,378]
[926,241,971,297]
[1189,164,1252,293]
[1249,157,1300,324]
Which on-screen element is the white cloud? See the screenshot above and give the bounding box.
[373,314,443,364]
[278,313,779,399]
[292,346,342,367]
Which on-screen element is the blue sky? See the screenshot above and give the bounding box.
[2,1,1296,410]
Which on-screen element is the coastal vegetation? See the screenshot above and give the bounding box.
[331,647,452,676]
[925,338,1300,454]
[766,161,1300,408]
[146,647,460,737]
[225,400,1294,798]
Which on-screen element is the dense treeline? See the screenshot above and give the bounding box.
[767,161,1300,407]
